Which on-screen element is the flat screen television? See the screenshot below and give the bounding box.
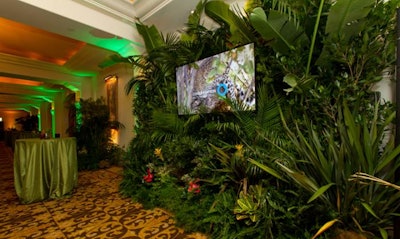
[176,43,256,115]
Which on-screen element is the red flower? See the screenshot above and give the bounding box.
[143,168,154,183]
[188,180,200,194]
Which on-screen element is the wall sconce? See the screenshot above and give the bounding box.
[104,75,118,82]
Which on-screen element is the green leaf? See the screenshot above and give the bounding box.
[361,202,380,220]
[250,7,308,54]
[248,158,284,180]
[205,0,254,43]
[187,0,205,26]
[325,0,375,41]
[236,198,253,211]
[283,74,298,88]
[250,214,258,222]
[209,144,231,165]
[342,102,366,166]
[235,214,249,220]
[376,144,400,172]
[181,0,207,41]
[379,227,388,239]
[307,183,335,203]
[136,23,165,53]
[276,162,320,194]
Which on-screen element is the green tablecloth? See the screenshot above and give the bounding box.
[13,137,78,204]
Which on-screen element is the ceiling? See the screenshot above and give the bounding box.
[0,0,244,114]
[0,0,205,113]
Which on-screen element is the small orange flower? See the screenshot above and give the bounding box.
[154,148,164,161]
[154,148,162,156]
[235,144,243,151]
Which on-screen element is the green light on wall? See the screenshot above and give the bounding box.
[93,38,141,57]
[40,96,54,103]
[64,84,80,92]
[38,114,41,131]
[71,71,96,77]
[51,109,55,138]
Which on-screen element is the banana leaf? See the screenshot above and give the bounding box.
[136,23,165,53]
[205,0,254,43]
[249,7,308,54]
[181,0,207,42]
[325,0,375,42]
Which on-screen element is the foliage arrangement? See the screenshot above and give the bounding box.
[67,97,124,170]
[121,0,400,238]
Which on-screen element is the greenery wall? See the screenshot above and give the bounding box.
[120,0,400,238]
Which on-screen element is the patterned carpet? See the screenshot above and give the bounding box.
[0,141,207,239]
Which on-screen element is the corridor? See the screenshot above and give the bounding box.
[0,141,205,239]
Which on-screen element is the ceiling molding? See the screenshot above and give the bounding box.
[75,0,138,24]
[1,0,143,54]
[0,53,92,82]
[137,0,173,21]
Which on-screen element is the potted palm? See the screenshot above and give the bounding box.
[67,97,124,170]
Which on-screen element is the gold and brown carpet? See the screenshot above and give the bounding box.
[0,141,207,239]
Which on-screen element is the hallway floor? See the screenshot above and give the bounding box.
[0,141,207,239]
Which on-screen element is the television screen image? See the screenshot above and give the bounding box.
[176,43,255,115]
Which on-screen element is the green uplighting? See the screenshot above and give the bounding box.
[39,96,53,103]
[35,86,62,94]
[70,71,96,77]
[93,38,141,58]
[64,84,80,92]
[51,109,55,138]
[37,114,41,131]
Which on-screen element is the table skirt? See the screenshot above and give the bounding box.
[14,137,78,204]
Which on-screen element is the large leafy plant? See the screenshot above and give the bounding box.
[69,97,124,170]
[243,0,400,237]
[121,0,400,238]
[272,101,400,238]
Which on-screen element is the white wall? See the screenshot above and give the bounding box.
[372,67,395,103]
[53,87,72,138]
[80,76,99,100]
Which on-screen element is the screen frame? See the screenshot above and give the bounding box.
[175,43,256,115]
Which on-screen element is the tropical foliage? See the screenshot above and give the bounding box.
[68,97,124,170]
[121,0,400,238]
